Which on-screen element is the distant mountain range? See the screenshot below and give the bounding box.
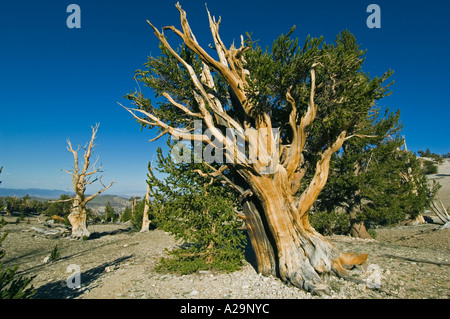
[0,188,75,199]
[0,188,133,213]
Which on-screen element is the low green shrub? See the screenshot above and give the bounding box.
[0,227,35,298]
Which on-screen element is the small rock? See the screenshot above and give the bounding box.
[198,270,210,274]
[43,256,50,263]
[189,290,199,296]
[105,266,115,273]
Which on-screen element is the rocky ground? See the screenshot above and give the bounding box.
[2,159,449,301]
[1,216,448,300]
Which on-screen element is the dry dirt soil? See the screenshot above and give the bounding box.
[1,217,448,300]
[1,159,449,300]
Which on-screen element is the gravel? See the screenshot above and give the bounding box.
[1,217,448,299]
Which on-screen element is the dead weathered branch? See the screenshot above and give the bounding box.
[430,199,450,229]
[48,197,74,204]
[284,67,318,183]
[84,180,114,203]
[344,134,377,141]
[120,103,213,144]
[296,130,347,219]
[162,92,203,118]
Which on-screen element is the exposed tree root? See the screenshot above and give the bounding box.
[331,252,369,285]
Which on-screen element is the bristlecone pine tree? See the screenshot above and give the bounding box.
[318,109,438,238]
[56,124,114,239]
[123,3,394,292]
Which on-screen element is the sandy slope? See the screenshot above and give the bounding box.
[428,158,450,209]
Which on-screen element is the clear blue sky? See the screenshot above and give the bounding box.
[1,0,449,196]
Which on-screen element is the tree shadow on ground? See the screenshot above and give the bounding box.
[243,233,258,272]
[32,255,133,299]
[89,227,133,240]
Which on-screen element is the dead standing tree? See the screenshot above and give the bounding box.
[123,3,393,292]
[140,183,152,232]
[59,124,114,239]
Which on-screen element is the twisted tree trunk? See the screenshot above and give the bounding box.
[58,124,114,239]
[239,160,367,291]
[68,196,91,239]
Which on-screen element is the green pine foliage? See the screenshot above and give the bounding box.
[149,145,246,274]
[0,230,36,299]
[44,194,72,218]
[130,199,155,231]
[317,109,439,231]
[362,148,437,224]
[418,149,443,172]
[48,245,60,262]
[422,160,438,175]
[0,193,63,220]
[120,206,132,223]
[309,211,350,235]
[130,204,142,231]
[104,201,117,222]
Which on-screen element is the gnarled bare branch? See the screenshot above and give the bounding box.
[296,130,347,219]
[84,179,114,203]
[284,67,318,184]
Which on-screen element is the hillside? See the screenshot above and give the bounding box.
[0,188,73,199]
[427,158,450,209]
[0,188,130,214]
[86,195,130,214]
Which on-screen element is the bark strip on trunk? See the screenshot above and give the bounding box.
[240,193,277,276]
[141,184,152,232]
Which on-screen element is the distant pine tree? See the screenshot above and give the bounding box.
[104,202,117,223]
[120,206,132,223]
[317,109,439,238]
[44,194,72,219]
